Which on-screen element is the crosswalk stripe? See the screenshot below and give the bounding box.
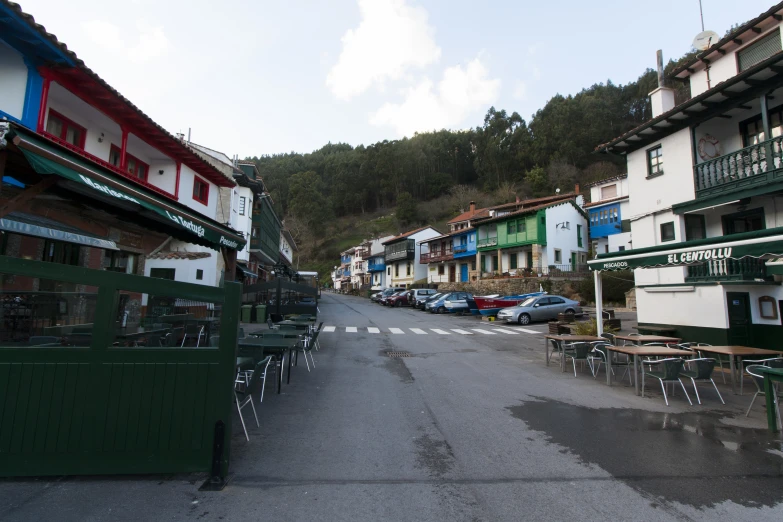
[518,328,540,334]
[346,327,357,333]
[367,327,380,334]
[492,327,520,335]
[472,329,496,335]
[431,329,451,335]
[324,326,336,332]
[389,328,405,334]
[410,328,427,335]
[450,329,473,335]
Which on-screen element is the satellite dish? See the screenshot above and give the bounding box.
[555,188,561,194]
[692,30,720,51]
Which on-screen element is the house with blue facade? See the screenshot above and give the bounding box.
[333,248,353,290]
[367,235,393,289]
[584,175,631,254]
[420,202,484,283]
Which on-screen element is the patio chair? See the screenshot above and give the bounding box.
[298,337,316,372]
[181,324,205,347]
[548,338,563,365]
[680,358,725,405]
[600,332,616,345]
[587,341,611,378]
[740,357,783,395]
[641,358,692,406]
[267,317,279,330]
[692,343,725,383]
[311,322,324,350]
[563,342,594,377]
[161,332,177,347]
[234,356,273,441]
[622,333,641,346]
[744,364,783,431]
[209,335,220,347]
[238,327,246,339]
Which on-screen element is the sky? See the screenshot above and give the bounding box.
[18,0,778,157]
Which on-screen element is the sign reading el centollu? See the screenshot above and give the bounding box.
[667,247,733,264]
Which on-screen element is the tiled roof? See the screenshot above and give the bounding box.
[382,226,440,244]
[473,197,586,226]
[147,251,212,260]
[583,195,629,209]
[1,1,235,187]
[447,207,490,224]
[419,227,475,244]
[584,174,627,189]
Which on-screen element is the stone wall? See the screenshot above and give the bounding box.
[437,278,582,301]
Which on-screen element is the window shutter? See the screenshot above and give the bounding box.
[738,29,782,72]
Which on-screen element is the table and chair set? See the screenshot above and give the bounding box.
[544,332,783,431]
[233,314,323,440]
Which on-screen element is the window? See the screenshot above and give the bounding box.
[685,214,706,241]
[406,262,411,276]
[438,265,445,275]
[193,177,209,205]
[251,227,259,238]
[509,253,518,269]
[109,145,149,181]
[507,221,516,235]
[395,264,399,277]
[549,297,565,304]
[601,184,617,199]
[45,110,87,149]
[103,251,137,274]
[492,255,498,271]
[577,224,582,248]
[470,260,476,270]
[554,249,562,264]
[387,267,391,276]
[740,108,783,147]
[196,269,204,280]
[518,219,526,233]
[150,268,176,280]
[660,222,675,242]
[618,246,625,252]
[738,28,781,72]
[647,146,663,177]
[42,240,80,266]
[722,208,765,235]
[239,197,246,216]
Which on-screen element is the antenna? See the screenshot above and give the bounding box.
[699,0,705,32]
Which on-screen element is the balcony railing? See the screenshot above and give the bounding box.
[367,262,385,272]
[385,249,415,262]
[686,258,768,282]
[694,136,783,197]
[420,250,454,263]
[477,237,498,248]
[453,244,468,254]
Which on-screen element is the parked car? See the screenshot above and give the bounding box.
[444,292,473,314]
[417,292,444,310]
[374,287,404,304]
[408,288,437,308]
[381,290,407,306]
[426,292,471,314]
[387,291,413,307]
[496,295,582,325]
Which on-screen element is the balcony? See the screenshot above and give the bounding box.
[685,258,769,282]
[420,250,453,264]
[693,136,783,198]
[453,244,468,254]
[385,249,414,262]
[477,237,498,248]
[367,261,385,272]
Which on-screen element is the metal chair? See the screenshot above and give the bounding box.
[209,335,220,347]
[267,317,279,330]
[234,356,273,441]
[642,358,692,406]
[298,337,316,372]
[740,357,783,395]
[622,333,641,346]
[600,332,616,345]
[745,364,783,431]
[181,324,205,347]
[680,358,724,405]
[311,322,324,350]
[692,343,724,383]
[587,341,612,378]
[548,338,563,365]
[563,342,593,377]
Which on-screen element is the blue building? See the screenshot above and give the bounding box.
[584,175,631,254]
[452,229,477,282]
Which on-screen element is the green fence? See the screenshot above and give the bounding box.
[0,255,239,479]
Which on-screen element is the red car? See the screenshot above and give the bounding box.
[386,291,410,307]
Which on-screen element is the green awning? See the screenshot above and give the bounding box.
[0,212,118,250]
[588,227,783,271]
[10,128,246,251]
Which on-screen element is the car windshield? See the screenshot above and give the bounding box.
[519,297,537,307]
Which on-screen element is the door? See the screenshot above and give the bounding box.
[570,252,577,271]
[727,292,752,346]
[531,297,551,321]
[526,251,533,270]
[460,263,468,282]
[449,264,456,283]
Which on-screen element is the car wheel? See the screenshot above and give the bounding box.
[518,313,531,325]
[564,308,575,315]
[437,306,446,314]
[395,301,402,307]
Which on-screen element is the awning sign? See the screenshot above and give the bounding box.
[667,247,732,264]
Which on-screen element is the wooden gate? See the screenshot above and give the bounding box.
[0,256,239,478]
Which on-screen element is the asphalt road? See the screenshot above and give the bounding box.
[2,292,783,521]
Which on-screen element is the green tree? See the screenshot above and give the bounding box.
[288,171,333,247]
[395,191,419,228]
[524,165,549,197]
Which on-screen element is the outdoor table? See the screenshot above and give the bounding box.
[756,366,783,432]
[613,335,682,345]
[248,331,301,339]
[286,315,316,322]
[693,346,782,395]
[544,335,604,371]
[276,320,311,330]
[633,326,677,336]
[238,337,301,393]
[115,326,171,342]
[606,345,693,395]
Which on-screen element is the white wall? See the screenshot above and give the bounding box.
[589,177,629,202]
[607,232,632,252]
[143,254,218,305]
[544,204,588,267]
[637,284,728,328]
[0,40,27,120]
[178,164,218,218]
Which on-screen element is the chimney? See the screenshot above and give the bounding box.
[515,195,520,203]
[574,183,580,194]
[469,201,476,212]
[649,50,675,118]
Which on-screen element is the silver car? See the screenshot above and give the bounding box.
[496,295,582,325]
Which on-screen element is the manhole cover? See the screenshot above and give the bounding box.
[387,351,411,358]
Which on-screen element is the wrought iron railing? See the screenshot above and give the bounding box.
[693,136,783,195]
[686,258,768,282]
[453,244,468,253]
[385,249,414,262]
[420,250,454,263]
[477,237,498,248]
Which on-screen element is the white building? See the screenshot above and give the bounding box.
[590,4,783,348]
[584,175,632,254]
[383,226,442,288]
[367,235,394,289]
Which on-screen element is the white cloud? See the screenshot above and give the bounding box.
[81,19,169,65]
[326,0,441,100]
[370,57,500,136]
[513,80,527,100]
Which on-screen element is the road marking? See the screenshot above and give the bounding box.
[410,328,427,335]
[367,327,380,334]
[346,327,357,333]
[471,329,496,335]
[518,328,540,334]
[389,328,405,334]
[492,327,520,335]
[430,329,451,335]
[450,329,473,335]
[323,326,336,332]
